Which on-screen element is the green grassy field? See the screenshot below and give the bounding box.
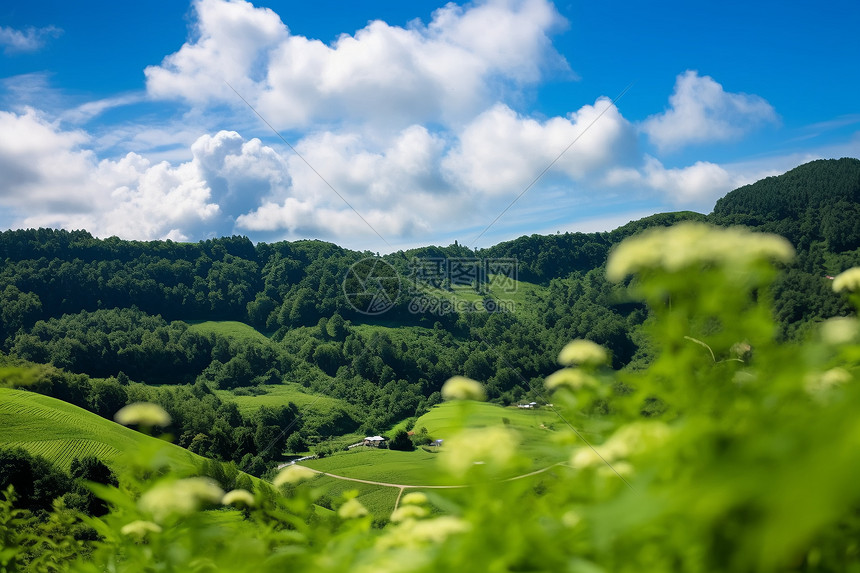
[186,320,273,341]
[0,387,204,472]
[415,401,559,437]
[300,449,447,518]
[302,402,566,483]
[415,401,572,466]
[304,448,448,486]
[215,383,353,417]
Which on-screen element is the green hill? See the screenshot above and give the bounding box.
[711,157,860,251]
[414,401,572,466]
[0,387,203,472]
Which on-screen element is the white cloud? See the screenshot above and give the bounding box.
[145,0,288,104]
[236,125,452,240]
[442,98,636,195]
[85,155,220,240]
[641,156,739,204]
[60,93,148,124]
[642,70,777,151]
[0,25,61,55]
[145,0,568,129]
[0,109,97,209]
[0,110,269,240]
[605,156,747,207]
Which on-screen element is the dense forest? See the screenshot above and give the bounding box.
[1,158,860,477]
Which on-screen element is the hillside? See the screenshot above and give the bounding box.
[0,387,203,472]
[712,157,860,251]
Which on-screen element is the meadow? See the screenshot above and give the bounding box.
[186,320,274,342]
[214,382,355,418]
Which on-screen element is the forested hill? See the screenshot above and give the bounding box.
[482,211,708,283]
[711,157,860,251]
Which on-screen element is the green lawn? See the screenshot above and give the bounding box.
[299,402,567,486]
[415,401,558,437]
[0,388,204,472]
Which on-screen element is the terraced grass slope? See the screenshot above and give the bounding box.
[305,448,446,486]
[0,388,203,472]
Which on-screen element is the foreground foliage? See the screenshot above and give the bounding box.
[3,222,860,572]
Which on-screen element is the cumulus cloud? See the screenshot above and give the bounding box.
[642,70,777,151]
[605,156,746,206]
[0,25,62,55]
[0,108,456,244]
[145,0,288,104]
[0,109,96,209]
[640,157,739,203]
[145,0,568,129]
[1,113,223,239]
[236,125,451,240]
[442,98,636,195]
[0,110,302,240]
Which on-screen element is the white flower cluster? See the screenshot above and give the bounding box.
[138,477,224,522]
[440,426,518,478]
[338,497,369,519]
[273,464,316,488]
[805,367,853,395]
[545,339,608,392]
[222,489,255,508]
[606,222,794,281]
[545,368,598,391]
[441,376,486,401]
[376,516,471,550]
[114,402,171,427]
[820,317,859,345]
[571,421,671,474]
[833,267,860,293]
[557,339,608,367]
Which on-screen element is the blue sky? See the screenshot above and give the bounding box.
[1,0,858,252]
